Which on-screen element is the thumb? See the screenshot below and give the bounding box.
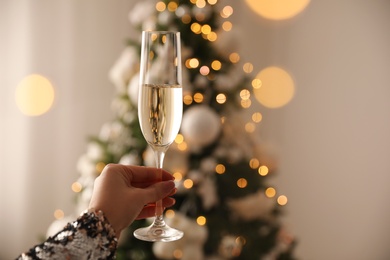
[142,180,175,204]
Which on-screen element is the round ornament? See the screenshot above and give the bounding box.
[181,106,221,150]
[127,72,140,105]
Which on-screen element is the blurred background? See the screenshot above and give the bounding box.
[1,0,390,259]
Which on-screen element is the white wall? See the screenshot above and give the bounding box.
[0,1,134,258]
[1,0,390,259]
[231,0,390,259]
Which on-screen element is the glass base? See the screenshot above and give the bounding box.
[133,223,183,242]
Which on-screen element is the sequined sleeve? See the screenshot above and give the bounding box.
[17,209,118,260]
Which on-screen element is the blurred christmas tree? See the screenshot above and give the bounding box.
[73,0,296,259]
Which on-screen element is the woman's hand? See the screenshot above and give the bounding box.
[89,164,177,238]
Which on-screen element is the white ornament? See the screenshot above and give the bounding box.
[218,235,243,259]
[214,66,244,92]
[127,72,140,105]
[86,143,104,161]
[213,27,240,57]
[227,190,275,221]
[200,157,218,174]
[109,46,139,93]
[128,0,156,26]
[111,96,131,118]
[181,106,221,150]
[158,11,173,25]
[153,213,208,260]
[175,5,190,18]
[99,121,123,141]
[119,152,140,165]
[77,154,98,178]
[164,146,189,174]
[197,176,219,210]
[194,74,209,89]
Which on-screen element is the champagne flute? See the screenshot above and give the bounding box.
[134,31,184,242]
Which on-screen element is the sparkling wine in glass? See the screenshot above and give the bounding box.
[134,31,183,242]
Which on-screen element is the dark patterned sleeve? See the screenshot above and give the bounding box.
[16,209,118,260]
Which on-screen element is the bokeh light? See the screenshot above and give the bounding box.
[215,164,226,174]
[54,209,64,220]
[193,92,204,103]
[15,74,55,116]
[197,216,207,226]
[221,5,233,18]
[277,195,288,206]
[71,182,83,193]
[245,0,310,20]
[183,179,194,189]
[165,209,176,218]
[173,172,183,181]
[245,122,256,133]
[156,1,166,12]
[258,165,269,176]
[265,187,276,198]
[252,112,263,123]
[237,178,248,188]
[229,53,240,63]
[249,158,260,169]
[173,249,183,259]
[253,66,295,108]
[216,93,227,104]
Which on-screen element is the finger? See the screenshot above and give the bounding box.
[123,165,174,185]
[144,197,176,208]
[136,197,176,220]
[141,180,175,205]
[168,187,178,197]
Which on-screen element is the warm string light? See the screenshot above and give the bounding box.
[229,53,240,63]
[96,162,106,174]
[155,1,166,12]
[165,209,176,218]
[195,0,206,8]
[183,94,193,105]
[252,112,262,123]
[211,60,222,70]
[174,134,188,150]
[243,62,254,73]
[222,21,233,32]
[199,65,210,76]
[173,172,183,181]
[196,216,207,225]
[220,5,233,18]
[258,165,269,176]
[277,195,288,206]
[167,1,178,12]
[183,179,194,189]
[54,209,64,220]
[173,249,183,259]
[249,158,260,169]
[265,187,276,198]
[215,163,226,174]
[207,0,218,5]
[237,178,248,188]
[216,93,227,104]
[193,92,204,103]
[71,182,82,193]
[245,122,255,133]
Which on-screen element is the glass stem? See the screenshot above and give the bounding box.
[153,147,167,226]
